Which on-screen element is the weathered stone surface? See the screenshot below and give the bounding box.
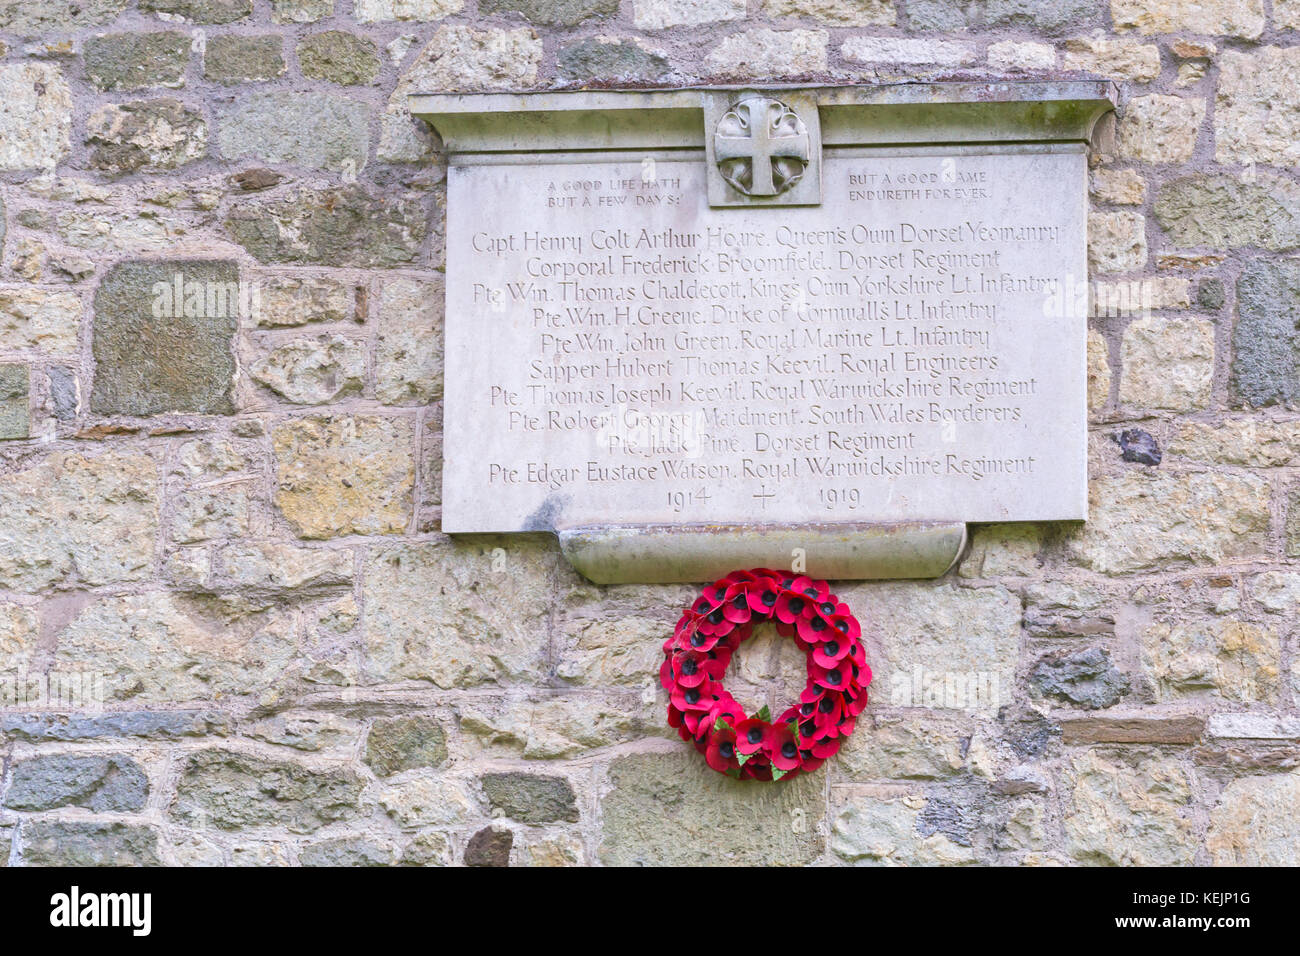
[1062,36,1160,82]
[459,691,666,758]
[1025,582,1114,639]
[843,36,976,66]
[1068,473,1271,574]
[1232,260,1300,408]
[4,754,148,812]
[272,0,333,20]
[0,710,229,742]
[1215,49,1300,166]
[140,0,251,22]
[365,716,449,776]
[0,365,29,440]
[86,98,207,176]
[1254,570,1300,614]
[1155,174,1300,251]
[465,826,513,866]
[220,541,353,591]
[218,92,368,173]
[1116,94,1204,163]
[363,539,553,686]
[244,712,360,752]
[481,772,579,823]
[297,31,381,84]
[376,278,442,405]
[959,523,1042,578]
[516,833,583,867]
[0,0,128,34]
[251,334,366,405]
[557,37,670,83]
[18,822,160,867]
[0,451,157,592]
[987,40,1055,71]
[47,367,78,420]
[481,0,614,25]
[1091,167,1145,205]
[92,259,236,415]
[558,584,691,686]
[55,592,296,703]
[83,32,190,90]
[1207,772,1300,865]
[634,0,744,28]
[355,0,462,19]
[832,789,978,865]
[987,0,1102,31]
[839,582,1019,716]
[273,415,415,538]
[226,186,428,268]
[1087,329,1110,410]
[0,601,39,670]
[1029,647,1130,709]
[0,288,81,354]
[1279,0,1300,29]
[0,64,72,171]
[300,836,397,866]
[1088,211,1146,273]
[1207,713,1300,740]
[401,828,452,866]
[600,751,825,865]
[1060,715,1204,745]
[1118,316,1214,411]
[1142,618,1280,704]
[1170,420,1300,466]
[765,0,894,25]
[1111,0,1264,39]
[173,751,363,832]
[1063,748,1195,865]
[839,714,992,780]
[375,774,478,828]
[379,26,542,161]
[705,29,828,78]
[204,34,286,84]
[253,276,356,327]
[171,482,251,543]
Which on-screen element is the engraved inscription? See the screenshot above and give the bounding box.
[442,152,1088,532]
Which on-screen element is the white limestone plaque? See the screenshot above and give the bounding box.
[442,148,1088,533]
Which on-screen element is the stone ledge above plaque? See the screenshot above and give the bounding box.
[411,81,1116,583]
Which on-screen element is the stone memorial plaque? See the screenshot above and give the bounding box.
[421,86,1111,540]
[443,149,1086,533]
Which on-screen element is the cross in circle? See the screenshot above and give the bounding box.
[715,97,810,197]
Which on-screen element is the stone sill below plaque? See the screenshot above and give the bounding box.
[558,523,967,585]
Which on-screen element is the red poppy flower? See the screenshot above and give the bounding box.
[811,635,852,669]
[811,661,848,692]
[810,734,844,759]
[671,678,716,714]
[734,717,771,757]
[705,725,739,773]
[788,575,830,603]
[768,723,801,772]
[775,590,816,625]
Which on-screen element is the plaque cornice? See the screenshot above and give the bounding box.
[409,80,1118,155]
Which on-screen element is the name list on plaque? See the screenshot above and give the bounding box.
[442,150,1087,533]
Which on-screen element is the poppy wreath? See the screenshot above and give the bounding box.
[662,568,871,781]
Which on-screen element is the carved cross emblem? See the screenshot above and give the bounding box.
[714,96,811,198]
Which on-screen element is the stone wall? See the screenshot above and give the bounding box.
[1,0,1298,867]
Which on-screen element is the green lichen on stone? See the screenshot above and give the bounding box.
[91,259,239,416]
[83,31,190,90]
[0,364,29,440]
[297,31,381,85]
[204,34,286,84]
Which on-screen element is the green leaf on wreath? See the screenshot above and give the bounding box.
[790,720,802,746]
[726,767,741,779]
[757,705,771,723]
[714,716,735,736]
[736,750,751,766]
[771,767,788,782]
